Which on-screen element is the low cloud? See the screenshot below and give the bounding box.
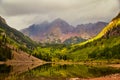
[0,0,119,30]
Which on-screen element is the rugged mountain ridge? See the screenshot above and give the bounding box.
[75,22,107,39]
[21,18,108,43]
[103,13,120,38]
[93,12,120,40]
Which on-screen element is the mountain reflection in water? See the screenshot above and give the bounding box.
[0,63,120,80]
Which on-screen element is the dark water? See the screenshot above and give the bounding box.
[0,63,120,80]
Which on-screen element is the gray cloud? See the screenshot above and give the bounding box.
[0,0,119,30]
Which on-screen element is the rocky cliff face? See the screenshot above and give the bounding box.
[103,13,120,38]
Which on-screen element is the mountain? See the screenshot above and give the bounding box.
[75,22,108,39]
[68,12,120,61]
[0,16,42,62]
[21,18,107,43]
[21,18,75,43]
[95,13,120,39]
[103,15,120,38]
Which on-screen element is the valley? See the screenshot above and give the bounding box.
[0,8,120,80]
[0,12,120,63]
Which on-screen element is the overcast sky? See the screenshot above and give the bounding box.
[0,0,120,30]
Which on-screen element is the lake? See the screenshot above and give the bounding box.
[0,63,120,80]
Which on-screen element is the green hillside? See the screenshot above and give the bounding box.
[67,13,120,61]
[73,13,120,47]
[0,16,37,61]
[0,29,12,61]
[67,36,120,61]
[29,13,120,62]
[0,16,37,49]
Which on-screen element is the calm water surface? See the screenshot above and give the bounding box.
[0,63,120,80]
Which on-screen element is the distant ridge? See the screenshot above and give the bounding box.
[21,18,107,44]
[76,12,120,46]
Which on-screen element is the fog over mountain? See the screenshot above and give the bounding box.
[0,0,119,30]
[21,18,108,43]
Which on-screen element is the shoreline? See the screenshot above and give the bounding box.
[1,61,120,80]
[1,61,120,68]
